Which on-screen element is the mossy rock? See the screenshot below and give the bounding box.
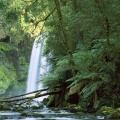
[69,106,83,113]
[42,98,49,105]
[105,111,120,119]
[116,108,120,112]
[13,106,24,111]
[98,106,120,119]
[46,95,55,107]
[52,107,61,111]
[63,104,83,113]
[74,106,83,112]
[32,113,45,118]
[21,112,45,118]
[2,104,11,110]
[0,105,3,110]
[98,106,115,115]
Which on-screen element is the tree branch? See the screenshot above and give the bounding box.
[32,6,56,33]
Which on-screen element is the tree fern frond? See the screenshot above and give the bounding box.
[68,79,89,95]
[40,73,62,87]
[0,65,16,92]
[80,81,104,99]
[0,42,17,53]
[55,56,71,73]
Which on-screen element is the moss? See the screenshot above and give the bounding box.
[62,104,83,113]
[110,111,120,119]
[0,105,3,109]
[2,104,10,110]
[116,108,120,112]
[42,98,49,105]
[46,95,55,107]
[52,107,61,111]
[98,106,120,119]
[98,106,115,115]
[21,112,45,118]
[32,113,45,118]
[13,106,24,111]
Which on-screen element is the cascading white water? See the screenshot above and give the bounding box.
[26,35,49,100]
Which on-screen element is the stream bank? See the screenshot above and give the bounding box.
[0,100,120,120]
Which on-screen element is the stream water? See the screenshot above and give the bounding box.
[0,108,105,120]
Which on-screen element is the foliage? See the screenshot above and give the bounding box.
[42,0,120,108]
[0,0,120,108]
[41,73,61,87]
[0,42,17,53]
[0,63,16,93]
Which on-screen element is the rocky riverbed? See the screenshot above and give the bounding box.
[0,100,120,120]
[0,108,105,120]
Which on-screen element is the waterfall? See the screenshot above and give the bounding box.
[26,35,48,100]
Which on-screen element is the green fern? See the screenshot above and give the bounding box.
[0,64,16,93]
[41,73,62,87]
[0,42,17,53]
[55,56,71,73]
[67,72,98,87]
[80,81,104,99]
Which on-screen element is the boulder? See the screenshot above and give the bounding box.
[13,106,24,111]
[63,104,83,113]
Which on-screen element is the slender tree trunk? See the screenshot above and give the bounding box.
[105,17,110,45]
[54,0,76,76]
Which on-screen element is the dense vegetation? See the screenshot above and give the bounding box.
[0,0,120,111]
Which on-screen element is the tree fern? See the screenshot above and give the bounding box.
[0,42,17,53]
[67,72,98,87]
[55,56,71,73]
[41,73,62,87]
[80,81,104,99]
[0,64,16,93]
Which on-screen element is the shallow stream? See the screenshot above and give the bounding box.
[0,107,105,120]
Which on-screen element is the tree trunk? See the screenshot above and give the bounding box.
[54,0,76,76]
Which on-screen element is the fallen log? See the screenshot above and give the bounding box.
[3,86,61,100]
[3,88,48,100]
[0,91,61,103]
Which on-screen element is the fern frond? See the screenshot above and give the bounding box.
[55,56,71,73]
[0,64,16,92]
[67,72,99,90]
[0,42,17,53]
[69,80,89,95]
[80,81,104,99]
[40,73,62,87]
